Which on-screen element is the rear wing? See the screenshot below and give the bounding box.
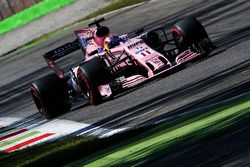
[43,39,80,61]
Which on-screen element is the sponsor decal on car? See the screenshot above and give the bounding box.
[127,40,144,49]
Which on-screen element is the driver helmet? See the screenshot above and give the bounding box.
[96,26,110,38]
[94,26,110,47]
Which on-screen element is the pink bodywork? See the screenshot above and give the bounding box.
[74,28,201,97]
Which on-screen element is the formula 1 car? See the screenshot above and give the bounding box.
[30,17,214,119]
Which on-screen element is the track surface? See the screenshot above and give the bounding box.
[0,0,250,165]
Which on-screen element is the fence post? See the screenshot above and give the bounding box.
[0,11,3,21]
[0,0,13,19]
[6,0,15,14]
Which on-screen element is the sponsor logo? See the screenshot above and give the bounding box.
[80,38,93,47]
[127,40,144,49]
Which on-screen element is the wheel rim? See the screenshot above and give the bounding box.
[82,84,90,98]
[78,70,92,100]
[173,31,184,48]
[30,86,45,115]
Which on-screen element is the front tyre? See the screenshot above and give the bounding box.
[171,17,214,53]
[77,58,112,105]
[30,74,70,119]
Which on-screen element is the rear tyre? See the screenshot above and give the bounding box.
[171,17,213,52]
[30,74,70,119]
[77,58,112,105]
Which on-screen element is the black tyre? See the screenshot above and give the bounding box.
[77,58,112,105]
[171,17,213,52]
[30,74,70,119]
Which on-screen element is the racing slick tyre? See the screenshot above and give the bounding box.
[77,58,112,105]
[30,74,70,119]
[171,17,214,53]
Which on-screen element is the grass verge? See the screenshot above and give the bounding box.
[0,0,75,35]
[0,93,249,167]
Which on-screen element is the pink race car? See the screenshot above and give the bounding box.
[30,17,214,119]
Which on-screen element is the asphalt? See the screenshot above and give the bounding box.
[0,0,250,165]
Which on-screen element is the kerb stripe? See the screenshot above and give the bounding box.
[4,133,55,153]
[0,129,28,142]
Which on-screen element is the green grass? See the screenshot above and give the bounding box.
[0,0,75,35]
[0,93,249,167]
